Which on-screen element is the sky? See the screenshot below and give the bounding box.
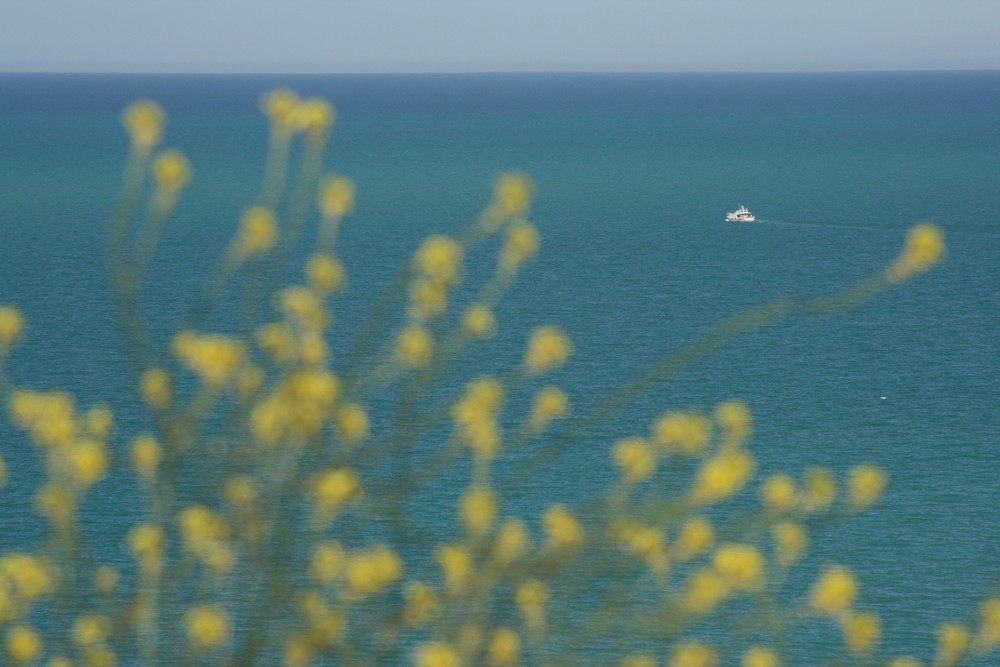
[2,0,1000,73]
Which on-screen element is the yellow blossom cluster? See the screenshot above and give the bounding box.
[260,88,336,139]
[0,91,965,667]
[184,604,230,650]
[122,99,165,151]
[311,468,361,524]
[886,222,945,283]
[8,390,111,519]
[0,305,24,351]
[0,554,53,624]
[252,368,341,445]
[343,545,403,597]
[452,377,504,459]
[409,235,464,322]
[524,325,572,375]
[179,505,236,573]
[173,331,246,386]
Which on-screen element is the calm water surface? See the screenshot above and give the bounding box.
[1,71,999,662]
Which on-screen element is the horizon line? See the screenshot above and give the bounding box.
[3,66,1000,77]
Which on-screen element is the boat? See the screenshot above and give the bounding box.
[725,205,756,222]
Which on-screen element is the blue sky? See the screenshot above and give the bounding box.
[2,0,999,73]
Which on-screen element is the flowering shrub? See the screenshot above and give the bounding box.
[0,89,991,667]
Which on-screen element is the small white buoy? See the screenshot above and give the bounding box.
[879,396,886,400]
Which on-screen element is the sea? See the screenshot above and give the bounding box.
[1,71,999,664]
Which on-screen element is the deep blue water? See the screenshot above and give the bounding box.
[2,71,1000,663]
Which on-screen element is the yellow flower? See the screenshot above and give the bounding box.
[296,97,335,138]
[6,625,42,664]
[319,175,355,217]
[492,518,528,565]
[529,386,569,430]
[674,517,714,560]
[128,523,164,573]
[524,325,572,375]
[0,453,7,489]
[761,474,797,513]
[809,565,857,616]
[307,252,345,293]
[742,646,780,667]
[466,377,504,408]
[613,437,657,483]
[488,627,521,665]
[544,503,584,549]
[652,411,712,455]
[283,635,314,667]
[414,641,461,667]
[152,149,191,195]
[279,287,326,328]
[886,222,945,283]
[346,546,402,595]
[848,464,887,509]
[36,483,74,526]
[935,623,969,666]
[69,439,108,487]
[492,172,534,218]
[499,221,540,272]
[396,324,434,368]
[713,543,764,592]
[887,659,922,667]
[450,377,504,454]
[337,403,370,445]
[436,544,472,595]
[683,567,729,614]
[184,605,230,650]
[690,449,755,504]
[715,400,752,443]
[131,434,162,479]
[516,580,549,631]
[173,332,246,386]
[260,88,300,129]
[976,597,1000,650]
[178,506,234,573]
[122,100,165,151]
[842,611,880,653]
[462,304,496,338]
[802,467,837,512]
[0,305,24,348]
[237,206,278,256]
[1,553,53,600]
[404,581,438,625]
[140,367,171,409]
[669,641,718,667]
[771,521,807,568]
[312,468,361,519]
[461,487,497,536]
[73,613,111,646]
[413,235,463,286]
[616,523,669,574]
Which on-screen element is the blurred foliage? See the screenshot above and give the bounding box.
[1,89,991,667]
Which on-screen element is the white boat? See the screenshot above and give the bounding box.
[725,205,756,222]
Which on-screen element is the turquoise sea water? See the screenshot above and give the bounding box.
[1,72,1000,662]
